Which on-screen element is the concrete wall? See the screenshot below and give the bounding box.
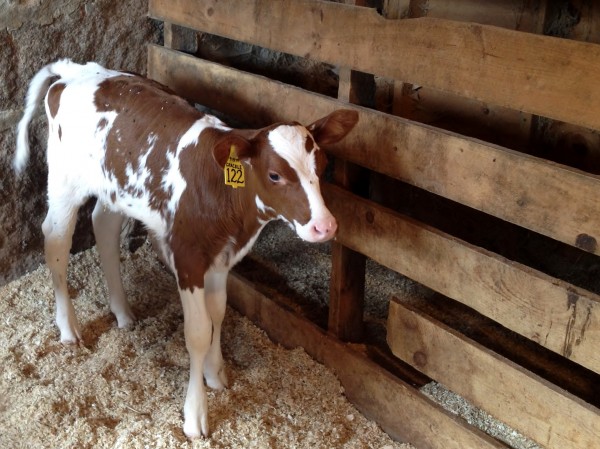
[0,0,160,284]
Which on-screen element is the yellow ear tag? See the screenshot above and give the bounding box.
[224,145,245,188]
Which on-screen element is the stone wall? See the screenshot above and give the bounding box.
[0,0,160,284]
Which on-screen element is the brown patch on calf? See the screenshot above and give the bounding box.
[47,82,66,118]
[314,148,328,177]
[97,118,109,131]
[95,75,202,212]
[305,134,315,153]
[170,127,264,290]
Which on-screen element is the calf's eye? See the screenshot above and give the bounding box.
[268,172,281,183]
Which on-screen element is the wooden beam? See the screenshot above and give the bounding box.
[388,298,600,449]
[327,28,371,342]
[328,139,366,344]
[147,46,600,256]
[149,0,600,131]
[323,183,600,374]
[382,0,415,118]
[328,157,366,344]
[227,272,508,449]
[328,240,365,341]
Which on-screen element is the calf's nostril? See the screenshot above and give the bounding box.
[313,219,337,236]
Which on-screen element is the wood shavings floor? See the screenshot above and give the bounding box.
[0,242,411,449]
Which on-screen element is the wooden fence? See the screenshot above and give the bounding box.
[148,1,600,448]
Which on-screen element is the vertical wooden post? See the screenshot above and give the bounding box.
[328,158,368,342]
[327,0,372,342]
[382,0,417,118]
[329,228,367,341]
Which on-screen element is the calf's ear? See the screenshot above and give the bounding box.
[212,134,253,168]
[308,109,359,146]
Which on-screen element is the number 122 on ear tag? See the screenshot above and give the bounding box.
[224,145,245,188]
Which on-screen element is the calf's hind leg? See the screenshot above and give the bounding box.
[92,202,134,328]
[43,200,83,344]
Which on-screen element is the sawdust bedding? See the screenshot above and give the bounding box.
[242,225,540,449]
[0,238,412,449]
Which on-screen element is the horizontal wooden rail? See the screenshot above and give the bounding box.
[147,45,600,256]
[323,184,600,374]
[388,298,600,449]
[227,273,508,449]
[149,0,600,131]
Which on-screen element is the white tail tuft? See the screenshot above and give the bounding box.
[14,58,90,175]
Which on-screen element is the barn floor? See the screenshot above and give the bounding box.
[0,239,411,449]
[0,222,540,449]
[244,223,541,449]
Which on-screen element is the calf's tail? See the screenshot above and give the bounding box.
[14,59,85,175]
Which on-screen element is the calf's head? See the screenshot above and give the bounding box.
[213,109,358,243]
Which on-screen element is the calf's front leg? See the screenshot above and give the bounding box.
[180,287,212,438]
[203,270,229,390]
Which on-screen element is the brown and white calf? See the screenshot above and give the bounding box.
[14,59,358,438]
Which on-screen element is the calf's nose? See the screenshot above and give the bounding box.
[313,216,338,240]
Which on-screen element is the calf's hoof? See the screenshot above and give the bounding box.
[58,323,82,344]
[115,310,135,329]
[205,367,228,391]
[183,413,209,439]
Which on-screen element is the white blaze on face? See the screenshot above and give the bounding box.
[267,125,336,242]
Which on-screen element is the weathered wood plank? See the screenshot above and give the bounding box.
[227,272,508,449]
[323,183,600,374]
[147,45,600,256]
[149,0,600,131]
[388,298,600,449]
